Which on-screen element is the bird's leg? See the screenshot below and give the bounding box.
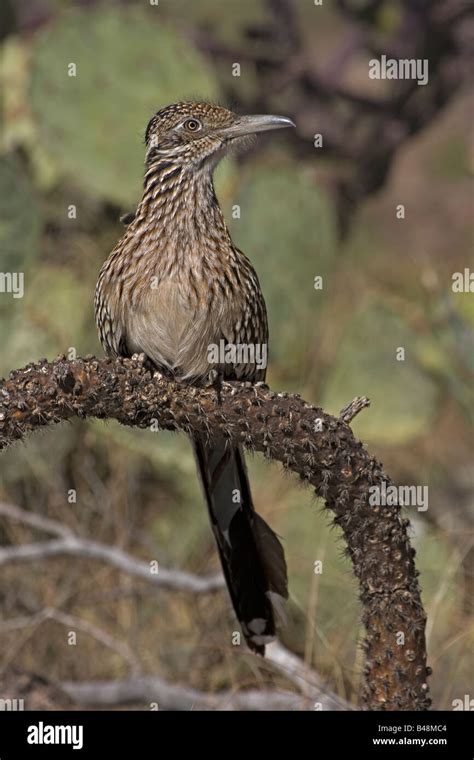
[130,352,159,375]
[202,367,224,405]
[130,352,147,364]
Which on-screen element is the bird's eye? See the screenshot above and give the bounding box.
[183,118,201,132]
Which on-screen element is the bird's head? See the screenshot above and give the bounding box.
[144,101,294,171]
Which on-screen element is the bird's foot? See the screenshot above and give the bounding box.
[131,352,147,365]
[202,368,224,404]
[130,353,162,377]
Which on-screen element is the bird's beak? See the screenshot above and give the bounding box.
[222,114,295,139]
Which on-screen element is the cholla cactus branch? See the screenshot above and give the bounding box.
[0,355,430,710]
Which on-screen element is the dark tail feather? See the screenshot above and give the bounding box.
[192,436,288,655]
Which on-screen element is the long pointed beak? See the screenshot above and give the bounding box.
[222,114,295,139]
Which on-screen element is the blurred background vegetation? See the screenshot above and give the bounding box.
[0,0,472,709]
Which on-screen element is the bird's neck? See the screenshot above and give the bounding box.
[133,158,230,252]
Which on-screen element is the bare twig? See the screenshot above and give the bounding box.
[339,396,371,423]
[60,675,338,711]
[0,502,224,594]
[265,641,353,710]
[0,501,73,539]
[58,641,354,711]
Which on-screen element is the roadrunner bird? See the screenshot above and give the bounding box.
[95,102,294,653]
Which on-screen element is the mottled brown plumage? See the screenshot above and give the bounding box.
[95,101,294,653]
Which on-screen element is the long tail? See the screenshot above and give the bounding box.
[192,436,288,654]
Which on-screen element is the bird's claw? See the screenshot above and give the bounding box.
[203,368,220,388]
[203,368,224,404]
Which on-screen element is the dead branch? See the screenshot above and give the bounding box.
[0,355,431,710]
[0,502,224,594]
[0,619,349,710]
[1,664,309,710]
[60,642,352,711]
[265,641,353,710]
[59,676,313,711]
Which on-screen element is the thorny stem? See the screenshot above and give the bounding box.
[0,355,431,710]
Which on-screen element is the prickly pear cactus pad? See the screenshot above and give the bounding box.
[30,6,218,206]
